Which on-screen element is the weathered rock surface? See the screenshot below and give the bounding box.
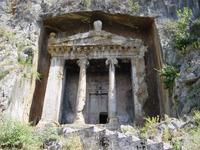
[57,126,172,150]
[0,0,199,138]
[173,50,200,116]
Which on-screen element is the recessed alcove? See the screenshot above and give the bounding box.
[59,59,133,125]
[29,11,165,125]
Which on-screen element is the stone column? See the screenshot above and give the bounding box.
[39,57,65,126]
[75,58,89,123]
[131,58,147,123]
[106,58,119,128]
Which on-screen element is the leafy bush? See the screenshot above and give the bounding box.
[156,65,179,89]
[173,7,192,51]
[0,118,35,149]
[167,7,200,54]
[36,127,59,142]
[0,118,61,149]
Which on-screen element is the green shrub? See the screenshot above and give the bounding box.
[173,7,192,50]
[172,139,182,150]
[156,65,179,89]
[140,116,160,138]
[128,0,140,13]
[0,118,62,149]
[0,118,35,149]
[36,127,59,142]
[167,7,200,54]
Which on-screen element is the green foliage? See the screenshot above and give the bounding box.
[172,111,200,150]
[0,118,85,149]
[156,65,179,89]
[0,27,31,53]
[33,71,42,81]
[193,110,200,126]
[83,0,92,8]
[162,128,172,142]
[173,7,192,51]
[172,139,182,150]
[128,0,140,13]
[167,7,200,54]
[0,118,61,149]
[140,116,160,138]
[0,118,34,149]
[182,124,200,150]
[62,135,83,150]
[37,127,59,142]
[17,55,32,67]
[0,71,9,80]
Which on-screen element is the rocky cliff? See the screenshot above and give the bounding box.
[0,0,199,121]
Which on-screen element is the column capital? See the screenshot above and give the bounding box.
[106,57,118,66]
[77,58,89,68]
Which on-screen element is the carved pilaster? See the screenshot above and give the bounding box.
[39,57,65,126]
[131,57,148,124]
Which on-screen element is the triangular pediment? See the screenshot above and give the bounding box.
[53,30,143,47]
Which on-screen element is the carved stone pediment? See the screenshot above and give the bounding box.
[52,30,143,48]
[48,20,147,58]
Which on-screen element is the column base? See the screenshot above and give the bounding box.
[107,117,120,130]
[74,113,85,125]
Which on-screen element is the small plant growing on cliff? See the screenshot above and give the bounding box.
[166,7,200,54]
[0,71,9,80]
[174,7,192,50]
[156,65,179,89]
[128,0,140,13]
[193,110,200,126]
[83,0,92,8]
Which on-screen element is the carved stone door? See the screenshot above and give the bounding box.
[87,92,108,124]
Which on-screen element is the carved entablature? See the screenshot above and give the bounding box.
[48,21,147,59]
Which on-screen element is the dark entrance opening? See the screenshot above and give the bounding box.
[99,112,108,124]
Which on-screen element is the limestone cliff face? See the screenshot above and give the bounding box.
[0,0,199,121]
